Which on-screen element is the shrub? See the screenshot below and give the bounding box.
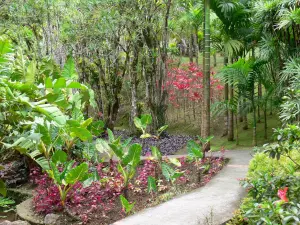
[248,150,300,179]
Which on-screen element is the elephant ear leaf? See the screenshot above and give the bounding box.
[122,143,142,167]
[120,195,135,214]
[147,176,157,193]
[169,158,181,167]
[150,146,162,161]
[161,162,174,181]
[65,163,88,185]
[51,150,67,165]
[62,56,77,79]
[133,117,143,130]
[141,114,152,126]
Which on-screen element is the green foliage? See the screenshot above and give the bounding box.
[147,176,157,193]
[47,150,92,206]
[120,195,135,215]
[187,136,213,161]
[240,174,300,224]
[110,142,142,194]
[134,114,168,139]
[0,197,15,209]
[161,162,183,183]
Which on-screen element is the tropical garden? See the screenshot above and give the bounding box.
[0,0,299,224]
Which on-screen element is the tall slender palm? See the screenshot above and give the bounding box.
[201,0,210,151]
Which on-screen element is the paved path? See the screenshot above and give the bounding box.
[114,150,252,225]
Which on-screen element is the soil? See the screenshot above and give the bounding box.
[56,157,227,225]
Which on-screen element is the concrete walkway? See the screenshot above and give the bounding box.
[114,150,252,225]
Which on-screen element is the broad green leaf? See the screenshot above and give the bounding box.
[60,160,75,181]
[141,114,152,126]
[67,120,81,127]
[158,125,168,134]
[120,195,135,213]
[45,77,53,88]
[62,56,78,79]
[34,104,66,126]
[70,127,93,141]
[50,162,61,184]
[0,39,12,56]
[171,171,184,180]
[54,78,66,88]
[0,180,6,197]
[51,150,67,164]
[95,139,111,154]
[25,60,36,84]
[122,137,132,148]
[147,176,157,193]
[35,124,51,146]
[122,143,142,167]
[34,157,50,170]
[88,120,105,136]
[150,146,162,160]
[82,170,100,188]
[169,158,181,167]
[107,128,115,142]
[117,164,128,183]
[109,144,124,158]
[133,117,143,130]
[161,163,174,181]
[187,140,203,159]
[65,163,89,185]
[67,81,83,89]
[81,118,93,128]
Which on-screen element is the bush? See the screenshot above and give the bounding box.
[240,174,300,224]
[248,150,300,179]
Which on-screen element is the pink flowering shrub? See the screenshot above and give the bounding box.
[165,61,223,107]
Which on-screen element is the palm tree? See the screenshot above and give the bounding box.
[201,0,210,151]
[218,58,260,146]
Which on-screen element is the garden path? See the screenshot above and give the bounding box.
[114,150,252,225]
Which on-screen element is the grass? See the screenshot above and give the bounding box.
[168,112,281,153]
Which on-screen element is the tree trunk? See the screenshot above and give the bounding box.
[264,104,267,139]
[252,94,257,146]
[235,114,239,145]
[189,34,193,63]
[243,114,248,130]
[201,0,211,152]
[213,53,217,67]
[228,85,234,141]
[257,82,262,123]
[222,55,228,137]
[130,48,139,134]
[194,32,199,65]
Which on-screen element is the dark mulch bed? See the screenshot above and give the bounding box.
[104,130,194,155]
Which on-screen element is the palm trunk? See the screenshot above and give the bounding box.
[235,114,239,145]
[222,55,228,137]
[194,32,199,65]
[264,104,267,139]
[201,0,211,152]
[189,34,193,63]
[228,85,234,141]
[257,82,262,123]
[213,53,217,67]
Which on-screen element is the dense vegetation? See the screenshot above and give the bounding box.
[0,0,299,224]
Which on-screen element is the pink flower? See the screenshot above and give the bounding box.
[277,187,289,202]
